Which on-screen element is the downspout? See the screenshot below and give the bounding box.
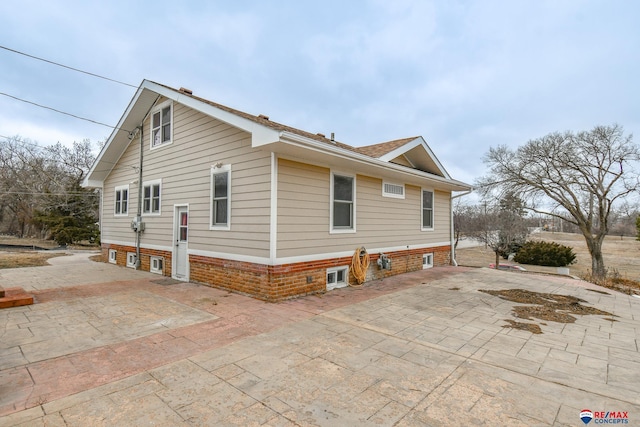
[135,125,143,269]
[450,190,473,266]
[135,95,160,270]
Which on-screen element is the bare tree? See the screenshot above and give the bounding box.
[452,200,476,249]
[477,124,640,279]
[465,195,530,269]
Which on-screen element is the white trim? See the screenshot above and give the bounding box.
[108,249,117,264]
[142,179,162,216]
[326,265,349,290]
[172,203,190,281]
[330,171,356,234]
[209,164,231,230]
[422,253,434,269]
[114,184,130,216]
[276,241,451,265]
[102,241,449,267]
[382,181,405,199]
[421,188,435,231]
[149,99,174,150]
[378,136,452,180]
[269,152,278,263]
[188,248,270,265]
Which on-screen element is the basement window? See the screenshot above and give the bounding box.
[150,256,163,274]
[126,252,137,268]
[327,266,349,291]
[108,249,117,264]
[423,253,433,269]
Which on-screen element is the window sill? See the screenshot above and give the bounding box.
[209,225,230,231]
[150,141,173,151]
[330,228,356,234]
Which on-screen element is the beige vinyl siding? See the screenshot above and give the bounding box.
[277,159,451,258]
[102,101,272,258]
[102,139,139,245]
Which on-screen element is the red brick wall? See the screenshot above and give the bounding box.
[101,243,451,301]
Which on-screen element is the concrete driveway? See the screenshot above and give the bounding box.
[0,252,638,426]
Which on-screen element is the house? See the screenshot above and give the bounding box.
[83,80,471,301]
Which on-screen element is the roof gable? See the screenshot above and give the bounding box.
[355,136,451,179]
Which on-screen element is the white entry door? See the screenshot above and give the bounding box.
[174,206,189,280]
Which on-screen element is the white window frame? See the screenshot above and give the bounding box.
[421,188,434,231]
[150,100,173,149]
[210,164,231,230]
[326,266,349,290]
[330,172,356,233]
[114,185,129,216]
[423,253,434,269]
[382,181,405,199]
[142,179,162,216]
[150,256,164,274]
[126,252,137,268]
[108,249,117,264]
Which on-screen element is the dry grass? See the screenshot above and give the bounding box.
[457,231,640,293]
[0,252,68,269]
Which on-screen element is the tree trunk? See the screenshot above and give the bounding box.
[590,244,606,279]
[494,251,500,269]
[584,234,606,279]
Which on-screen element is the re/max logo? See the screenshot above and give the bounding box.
[594,412,628,419]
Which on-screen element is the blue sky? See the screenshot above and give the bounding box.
[0,0,638,185]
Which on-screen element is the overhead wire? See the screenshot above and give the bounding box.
[0,92,131,132]
[0,44,137,88]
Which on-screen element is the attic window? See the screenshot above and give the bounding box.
[382,182,405,199]
[151,101,172,148]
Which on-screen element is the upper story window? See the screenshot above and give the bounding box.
[210,165,231,230]
[331,173,355,232]
[151,101,172,148]
[114,185,129,216]
[421,189,434,230]
[143,180,161,215]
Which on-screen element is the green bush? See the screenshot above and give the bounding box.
[513,241,577,267]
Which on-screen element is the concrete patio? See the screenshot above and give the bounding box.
[0,253,638,426]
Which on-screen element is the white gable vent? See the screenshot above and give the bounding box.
[382,182,405,199]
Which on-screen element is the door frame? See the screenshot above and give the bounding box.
[172,203,190,281]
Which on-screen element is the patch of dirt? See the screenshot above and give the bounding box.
[0,252,68,269]
[449,287,460,291]
[479,288,614,333]
[502,320,542,334]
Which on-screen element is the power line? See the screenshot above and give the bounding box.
[0,191,99,197]
[0,92,131,132]
[0,44,137,88]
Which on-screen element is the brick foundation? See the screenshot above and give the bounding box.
[102,244,450,301]
[102,243,172,277]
